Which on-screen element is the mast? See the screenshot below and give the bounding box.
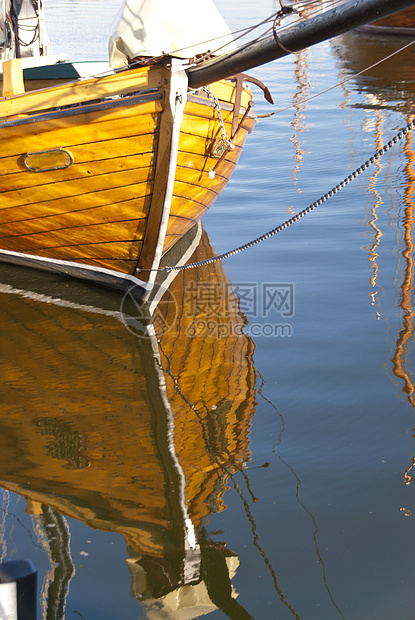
[188,0,415,89]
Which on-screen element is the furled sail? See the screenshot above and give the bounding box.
[108,0,237,68]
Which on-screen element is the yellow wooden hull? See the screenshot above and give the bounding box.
[0,61,256,299]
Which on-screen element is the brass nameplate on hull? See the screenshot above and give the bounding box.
[23,148,73,172]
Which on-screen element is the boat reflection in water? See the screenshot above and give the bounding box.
[0,223,257,618]
[333,30,415,485]
[332,28,415,113]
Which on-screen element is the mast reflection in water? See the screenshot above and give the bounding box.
[0,224,257,619]
[333,28,415,488]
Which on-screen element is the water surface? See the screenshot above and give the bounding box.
[1,2,415,619]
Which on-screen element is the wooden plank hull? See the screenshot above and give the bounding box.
[332,29,415,112]
[0,62,256,299]
[361,7,415,34]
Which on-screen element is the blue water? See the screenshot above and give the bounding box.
[2,1,415,619]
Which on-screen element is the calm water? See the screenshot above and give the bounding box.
[1,1,415,619]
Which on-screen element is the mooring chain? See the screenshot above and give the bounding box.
[142,119,415,273]
[202,86,234,151]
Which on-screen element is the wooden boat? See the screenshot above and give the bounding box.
[332,27,415,114]
[0,0,414,303]
[0,225,256,615]
[0,57,257,303]
[361,7,415,34]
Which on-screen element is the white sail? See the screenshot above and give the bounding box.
[109,0,237,68]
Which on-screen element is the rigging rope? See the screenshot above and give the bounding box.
[139,119,415,273]
[130,2,415,275]
[157,0,346,64]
